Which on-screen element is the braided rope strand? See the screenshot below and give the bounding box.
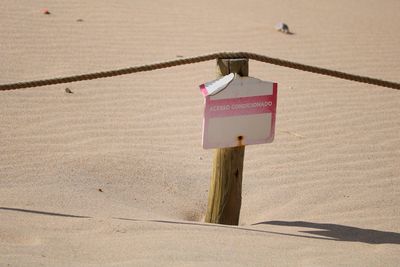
[0,52,399,91]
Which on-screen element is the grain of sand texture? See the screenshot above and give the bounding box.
[1,0,400,266]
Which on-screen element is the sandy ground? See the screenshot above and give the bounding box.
[1,0,399,266]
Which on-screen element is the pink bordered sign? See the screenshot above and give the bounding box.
[199,73,277,149]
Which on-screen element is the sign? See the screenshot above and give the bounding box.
[199,73,277,149]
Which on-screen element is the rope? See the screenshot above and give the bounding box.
[0,52,399,91]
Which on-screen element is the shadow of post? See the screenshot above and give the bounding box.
[253,221,400,245]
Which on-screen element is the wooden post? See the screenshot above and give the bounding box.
[205,58,248,225]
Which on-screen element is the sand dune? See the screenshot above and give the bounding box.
[1,0,399,266]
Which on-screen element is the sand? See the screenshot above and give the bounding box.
[1,0,399,266]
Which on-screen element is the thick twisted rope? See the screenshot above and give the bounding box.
[0,52,399,91]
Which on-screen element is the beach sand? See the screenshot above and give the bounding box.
[1,0,399,266]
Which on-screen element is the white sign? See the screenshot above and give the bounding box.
[199,73,277,149]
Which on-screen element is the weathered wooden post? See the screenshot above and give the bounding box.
[205,58,248,225]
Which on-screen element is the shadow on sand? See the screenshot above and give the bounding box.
[0,207,91,218]
[253,221,400,245]
[2,206,398,244]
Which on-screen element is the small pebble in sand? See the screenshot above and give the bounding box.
[76,19,84,22]
[42,9,51,15]
[98,188,103,192]
[65,88,73,94]
[275,22,290,34]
